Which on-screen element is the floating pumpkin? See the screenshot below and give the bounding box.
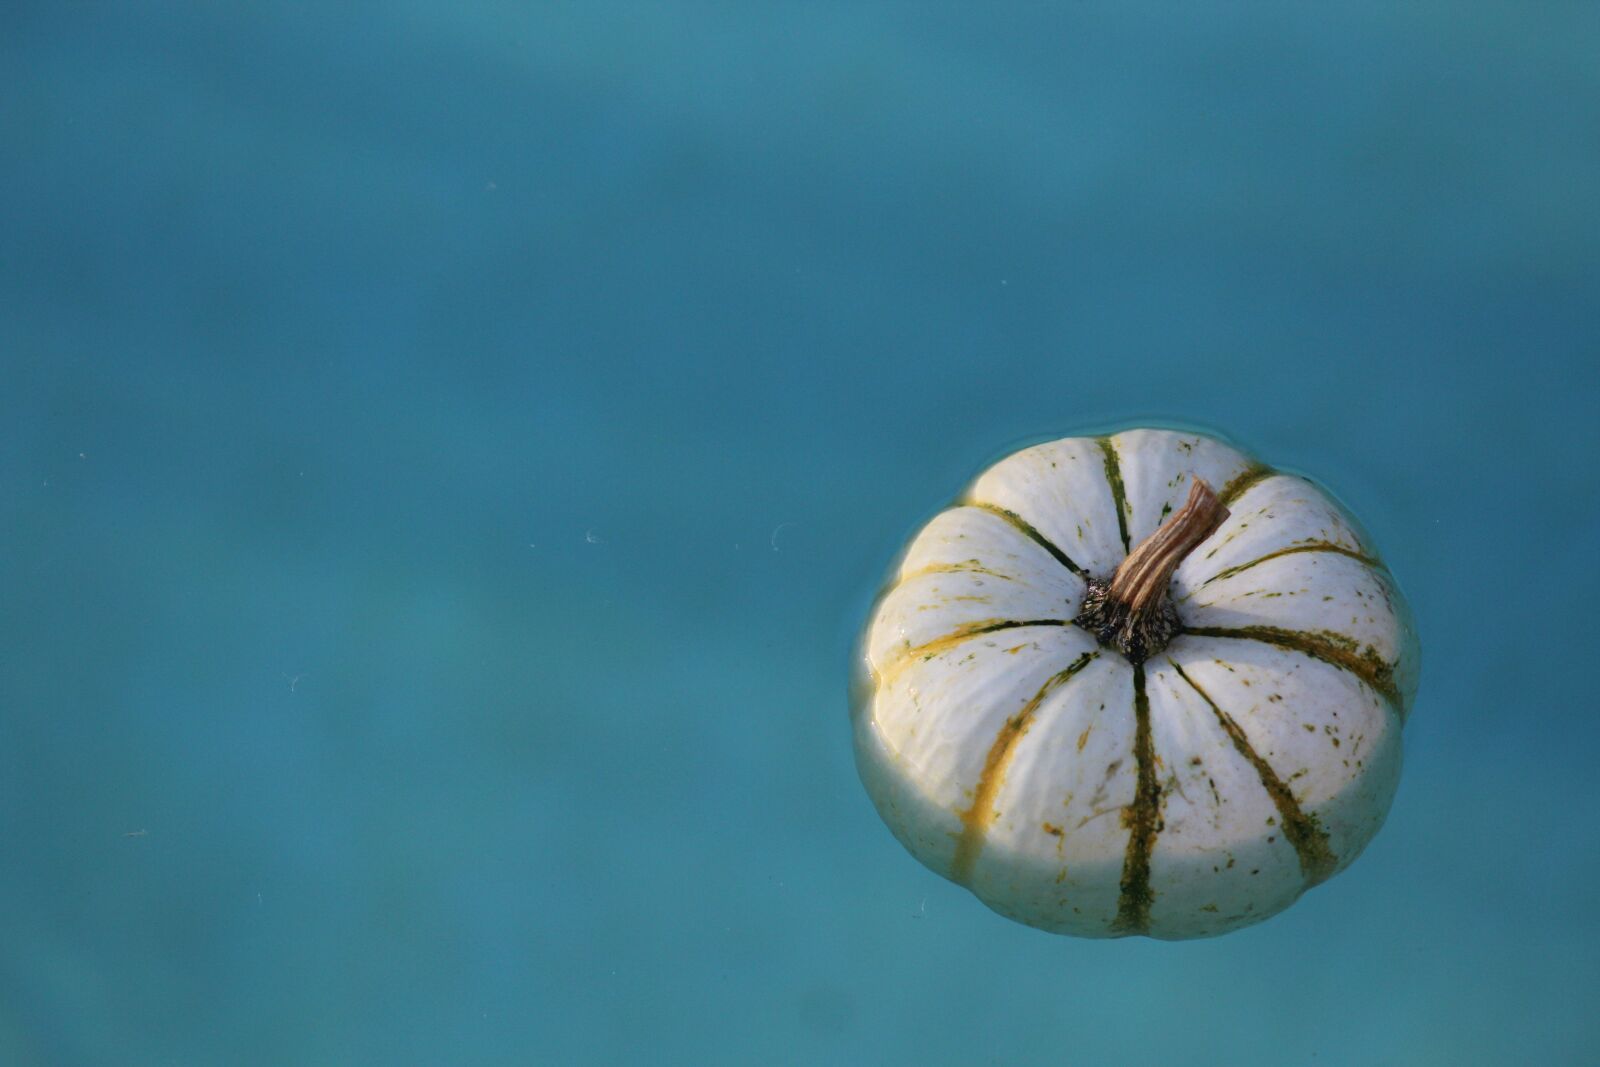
[853,428,1417,939]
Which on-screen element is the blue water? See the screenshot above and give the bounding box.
[4,5,1597,1064]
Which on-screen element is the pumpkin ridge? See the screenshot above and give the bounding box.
[1095,437,1132,555]
[1182,625,1400,710]
[960,501,1088,577]
[1111,663,1159,935]
[949,651,1099,884]
[1186,541,1384,594]
[1166,659,1338,886]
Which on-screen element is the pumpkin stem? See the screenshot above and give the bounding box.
[1075,478,1230,663]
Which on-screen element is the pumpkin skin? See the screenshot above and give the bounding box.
[853,428,1418,940]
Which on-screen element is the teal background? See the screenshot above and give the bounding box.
[4,4,1597,1064]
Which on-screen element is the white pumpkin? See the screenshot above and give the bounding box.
[853,428,1418,939]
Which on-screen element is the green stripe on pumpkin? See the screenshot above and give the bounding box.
[1167,659,1338,886]
[963,502,1087,577]
[1192,541,1384,590]
[1112,662,1160,935]
[1181,624,1400,709]
[1217,463,1274,507]
[874,618,1077,683]
[950,651,1099,884]
[1095,437,1132,555]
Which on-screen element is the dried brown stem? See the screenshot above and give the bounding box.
[1075,479,1230,662]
